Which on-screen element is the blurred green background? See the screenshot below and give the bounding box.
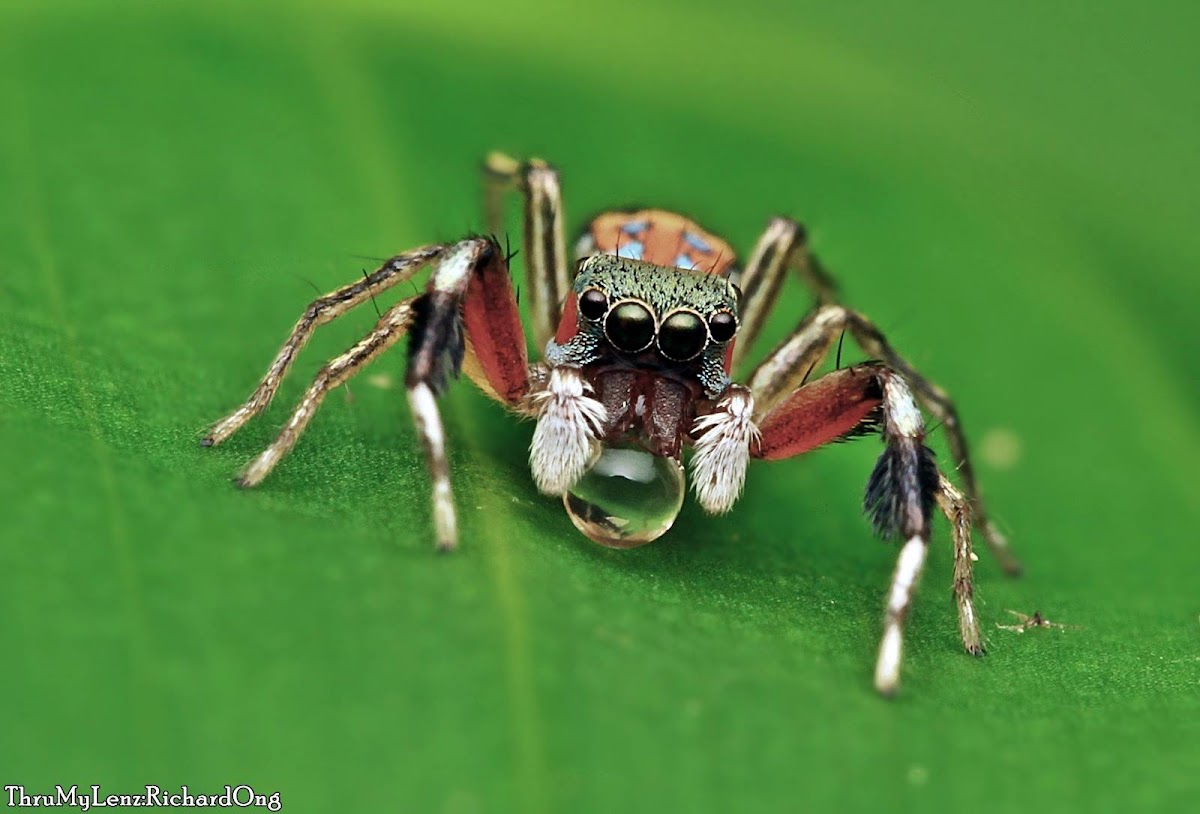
[2,0,1198,811]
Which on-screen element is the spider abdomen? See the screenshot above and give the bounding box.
[578,209,739,276]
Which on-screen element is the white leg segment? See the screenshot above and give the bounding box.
[407,381,457,551]
[874,535,929,696]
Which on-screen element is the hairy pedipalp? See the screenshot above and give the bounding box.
[529,366,608,496]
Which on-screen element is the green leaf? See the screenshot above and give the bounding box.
[2,2,1198,812]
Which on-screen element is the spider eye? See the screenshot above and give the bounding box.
[658,310,708,362]
[708,310,738,344]
[579,288,609,321]
[605,301,656,353]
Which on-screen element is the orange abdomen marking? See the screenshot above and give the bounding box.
[588,210,738,276]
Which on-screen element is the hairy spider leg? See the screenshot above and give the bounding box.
[403,237,535,551]
[204,237,537,552]
[201,244,445,447]
[845,319,1019,576]
[935,473,982,655]
[777,242,1020,576]
[745,305,985,695]
[484,152,570,349]
[235,296,419,489]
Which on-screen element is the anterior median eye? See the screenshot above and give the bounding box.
[605,301,656,353]
[657,310,708,361]
[579,288,609,321]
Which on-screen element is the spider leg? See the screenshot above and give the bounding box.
[864,370,940,696]
[745,305,847,419]
[842,316,1020,576]
[732,217,836,370]
[201,245,445,447]
[876,534,928,697]
[220,236,535,552]
[404,237,536,550]
[746,300,1020,575]
[743,309,987,695]
[935,473,983,655]
[236,296,419,488]
[483,151,570,349]
[779,256,1019,575]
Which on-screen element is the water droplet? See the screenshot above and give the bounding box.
[563,445,685,548]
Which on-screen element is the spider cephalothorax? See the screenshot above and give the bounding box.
[202,152,1022,696]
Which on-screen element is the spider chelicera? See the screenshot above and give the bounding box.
[202,152,1022,695]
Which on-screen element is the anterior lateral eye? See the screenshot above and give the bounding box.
[658,311,708,361]
[708,310,737,344]
[579,288,609,321]
[605,301,656,353]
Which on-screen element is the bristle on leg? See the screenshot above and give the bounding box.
[863,373,938,541]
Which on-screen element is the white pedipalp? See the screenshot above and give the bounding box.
[529,366,608,496]
[689,386,759,515]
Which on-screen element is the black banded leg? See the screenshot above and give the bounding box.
[876,474,983,696]
[843,314,1021,576]
[748,293,1020,575]
[868,370,939,696]
[405,237,500,551]
[792,236,839,309]
[783,251,1018,575]
[744,304,990,693]
[202,245,445,447]
[482,151,569,348]
[237,297,419,487]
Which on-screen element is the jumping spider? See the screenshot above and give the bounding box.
[202,152,1022,695]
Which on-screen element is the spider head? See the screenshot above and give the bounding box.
[546,254,741,395]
